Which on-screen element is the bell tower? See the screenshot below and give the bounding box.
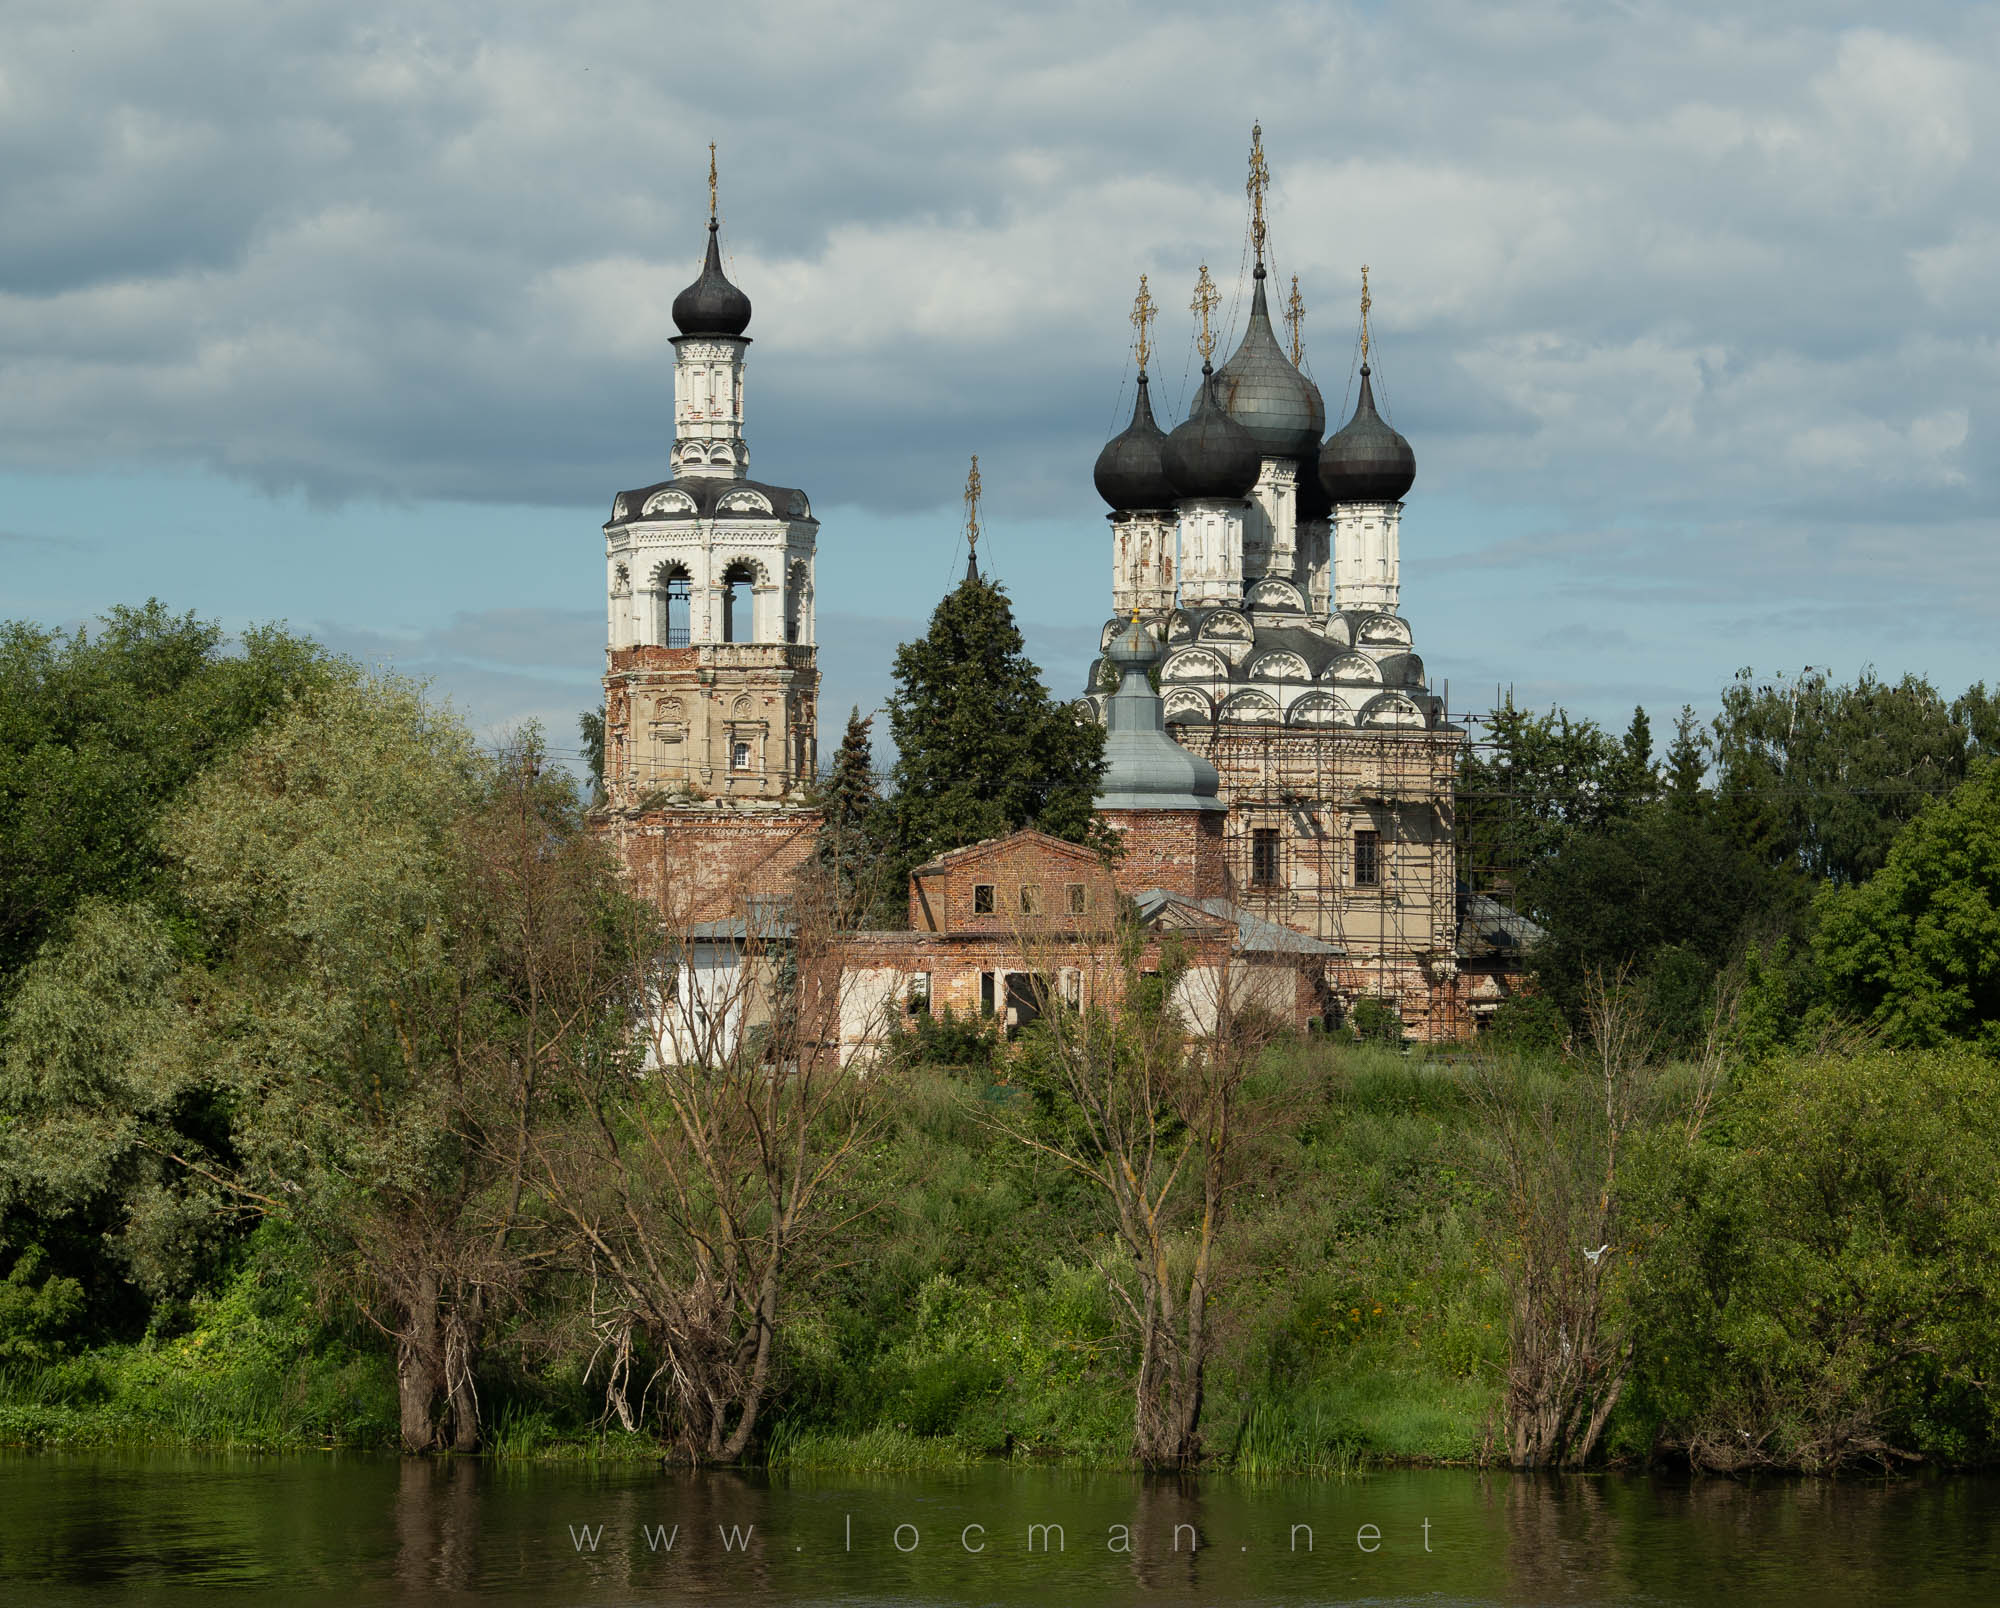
[601,151,819,811]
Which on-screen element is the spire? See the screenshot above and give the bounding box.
[672,143,752,337]
[1130,273,1156,375]
[1247,122,1270,271]
[1191,263,1220,369]
[1360,263,1372,368]
[1285,274,1306,367]
[963,454,982,583]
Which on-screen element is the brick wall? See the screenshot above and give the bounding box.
[909,832,1119,936]
[1099,808,1228,901]
[598,806,820,924]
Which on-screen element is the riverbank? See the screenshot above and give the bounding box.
[9,1039,1997,1475]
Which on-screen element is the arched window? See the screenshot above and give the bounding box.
[657,566,692,647]
[721,561,756,643]
[785,561,806,644]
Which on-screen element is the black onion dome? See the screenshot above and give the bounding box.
[1318,366,1415,503]
[1163,366,1261,501]
[1215,269,1325,461]
[1296,455,1333,523]
[672,219,752,337]
[1093,372,1176,511]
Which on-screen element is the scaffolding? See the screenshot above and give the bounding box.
[1174,686,1533,1041]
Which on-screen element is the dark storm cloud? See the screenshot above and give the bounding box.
[3,0,1998,597]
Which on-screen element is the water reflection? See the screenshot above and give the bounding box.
[0,1452,1995,1606]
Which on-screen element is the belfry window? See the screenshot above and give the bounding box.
[721,562,756,643]
[658,568,692,648]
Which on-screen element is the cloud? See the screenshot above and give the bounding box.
[8,0,2000,740]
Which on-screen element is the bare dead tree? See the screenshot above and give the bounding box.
[995,916,1284,1470]
[1476,966,1658,1469]
[534,862,877,1463]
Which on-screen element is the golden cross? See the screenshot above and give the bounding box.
[707,142,718,220]
[1284,273,1306,366]
[1360,264,1372,365]
[1247,122,1270,265]
[964,454,982,558]
[1191,264,1220,364]
[1130,274,1156,372]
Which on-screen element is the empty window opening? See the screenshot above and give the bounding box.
[1066,883,1087,915]
[721,561,756,643]
[980,970,996,1015]
[1355,829,1382,888]
[908,973,931,1016]
[1020,884,1044,915]
[972,883,995,915]
[659,568,692,648]
[1251,828,1282,889]
[785,562,805,644]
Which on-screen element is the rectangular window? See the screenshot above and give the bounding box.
[1066,883,1087,915]
[731,739,752,771]
[1251,828,1282,889]
[908,973,931,1016]
[980,971,996,1016]
[973,883,995,915]
[1060,968,1082,1009]
[1355,830,1382,888]
[1020,884,1044,915]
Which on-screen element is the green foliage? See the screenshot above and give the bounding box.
[812,705,888,924]
[1714,666,1978,886]
[1815,759,2000,1051]
[0,602,336,996]
[0,1247,85,1365]
[1623,1048,2000,1470]
[872,575,1106,918]
[1350,996,1405,1044]
[1483,993,1568,1055]
[578,705,606,805]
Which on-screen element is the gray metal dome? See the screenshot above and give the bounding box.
[1163,366,1261,501]
[1093,372,1175,511]
[672,219,753,337]
[1215,269,1325,462]
[1094,619,1226,814]
[1319,366,1415,503]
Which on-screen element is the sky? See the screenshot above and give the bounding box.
[5,0,1999,770]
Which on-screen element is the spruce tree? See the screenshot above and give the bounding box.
[813,706,885,924]
[873,574,1105,920]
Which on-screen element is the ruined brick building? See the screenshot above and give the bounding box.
[593,142,1533,1049]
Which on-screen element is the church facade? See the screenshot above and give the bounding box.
[593,143,1530,1043]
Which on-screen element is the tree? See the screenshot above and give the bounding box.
[1005,927,1281,1469]
[813,706,886,926]
[1663,705,1708,815]
[3,678,627,1451]
[872,576,1106,917]
[1714,667,1974,886]
[534,866,875,1462]
[1814,759,2000,1052]
[0,602,334,997]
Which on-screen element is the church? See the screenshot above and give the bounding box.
[592,140,1533,1052]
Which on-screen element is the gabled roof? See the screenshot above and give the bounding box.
[1132,889,1344,957]
[910,829,1104,877]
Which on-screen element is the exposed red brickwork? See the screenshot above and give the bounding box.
[908,831,1118,935]
[597,807,820,924]
[1099,808,1228,901]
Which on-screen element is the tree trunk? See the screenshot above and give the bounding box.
[398,1270,444,1453]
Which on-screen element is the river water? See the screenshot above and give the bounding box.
[0,1454,1994,1605]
